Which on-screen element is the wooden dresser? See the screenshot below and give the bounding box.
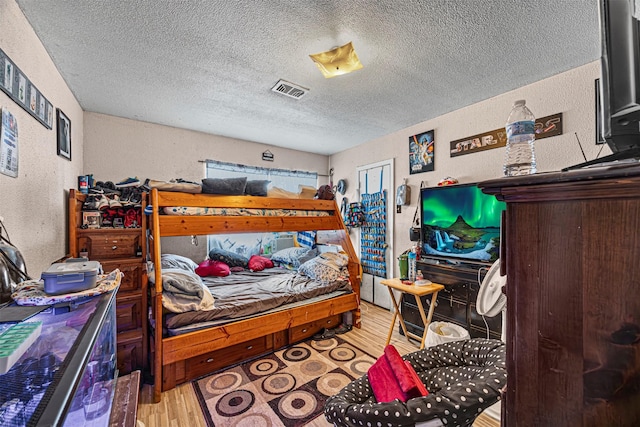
[68,189,147,376]
[480,164,640,426]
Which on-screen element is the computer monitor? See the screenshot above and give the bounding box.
[566,0,640,170]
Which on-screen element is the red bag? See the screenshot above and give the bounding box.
[248,255,274,272]
[195,260,230,277]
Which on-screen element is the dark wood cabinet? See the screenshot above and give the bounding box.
[480,164,640,427]
[68,189,147,376]
[400,261,502,341]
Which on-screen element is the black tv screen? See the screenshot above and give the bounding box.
[567,0,640,170]
[420,183,506,265]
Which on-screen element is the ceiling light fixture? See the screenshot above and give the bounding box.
[309,41,363,78]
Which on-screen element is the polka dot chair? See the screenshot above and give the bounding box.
[324,338,506,427]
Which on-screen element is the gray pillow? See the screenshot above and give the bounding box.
[201,177,247,195]
[298,247,319,265]
[208,247,249,268]
[271,247,315,269]
[161,254,198,272]
[245,180,270,196]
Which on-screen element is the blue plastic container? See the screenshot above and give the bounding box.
[41,261,102,295]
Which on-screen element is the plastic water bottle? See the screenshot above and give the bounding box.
[504,100,537,176]
[408,247,417,282]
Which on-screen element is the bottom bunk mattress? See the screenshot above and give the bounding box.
[163,268,353,333]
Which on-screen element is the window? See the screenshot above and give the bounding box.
[204,160,318,256]
[205,160,317,193]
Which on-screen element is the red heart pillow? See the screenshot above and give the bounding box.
[248,255,274,272]
[196,259,230,277]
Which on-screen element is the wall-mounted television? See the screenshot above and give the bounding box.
[420,183,506,265]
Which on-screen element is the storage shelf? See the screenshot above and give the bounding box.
[68,188,147,377]
[76,227,142,235]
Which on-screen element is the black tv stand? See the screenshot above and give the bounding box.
[562,146,640,171]
[399,258,502,341]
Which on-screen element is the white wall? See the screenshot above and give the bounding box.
[83,112,329,184]
[0,0,84,276]
[330,61,605,278]
[83,112,330,259]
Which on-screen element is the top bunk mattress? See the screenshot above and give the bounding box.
[164,268,352,330]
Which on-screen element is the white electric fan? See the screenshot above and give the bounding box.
[476,258,507,421]
[477,258,507,341]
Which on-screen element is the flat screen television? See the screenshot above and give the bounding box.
[567,0,640,169]
[420,183,506,265]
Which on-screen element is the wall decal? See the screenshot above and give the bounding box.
[0,108,19,177]
[450,113,563,157]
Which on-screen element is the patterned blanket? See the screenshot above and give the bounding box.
[11,269,121,306]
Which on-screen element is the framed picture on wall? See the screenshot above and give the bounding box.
[409,130,434,174]
[56,108,71,160]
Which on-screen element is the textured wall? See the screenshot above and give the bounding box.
[83,112,329,185]
[330,61,605,278]
[0,0,83,277]
[83,112,330,260]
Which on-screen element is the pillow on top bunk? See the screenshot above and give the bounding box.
[298,252,349,283]
[161,254,199,272]
[267,187,298,199]
[245,180,270,196]
[147,179,202,194]
[298,185,317,199]
[201,177,247,195]
[271,247,317,269]
[208,248,249,268]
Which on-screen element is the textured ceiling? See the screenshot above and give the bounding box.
[15,0,599,155]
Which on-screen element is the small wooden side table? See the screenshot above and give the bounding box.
[380,278,445,349]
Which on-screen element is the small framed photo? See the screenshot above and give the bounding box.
[56,108,71,160]
[83,211,101,229]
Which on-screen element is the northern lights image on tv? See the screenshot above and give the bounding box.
[420,184,506,263]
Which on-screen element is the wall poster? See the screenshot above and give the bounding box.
[0,48,53,129]
[409,130,434,174]
[1,108,19,178]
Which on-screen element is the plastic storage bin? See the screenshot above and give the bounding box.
[42,261,102,295]
[425,321,470,348]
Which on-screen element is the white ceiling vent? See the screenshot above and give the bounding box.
[271,79,308,99]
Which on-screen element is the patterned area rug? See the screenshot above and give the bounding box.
[193,336,376,426]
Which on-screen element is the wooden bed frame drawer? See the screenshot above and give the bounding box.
[101,259,142,292]
[289,314,341,343]
[116,293,143,332]
[185,336,271,381]
[117,330,143,375]
[83,233,140,259]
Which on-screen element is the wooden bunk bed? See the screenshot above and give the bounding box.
[147,189,361,402]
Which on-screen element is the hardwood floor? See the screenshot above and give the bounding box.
[137,302,500,427]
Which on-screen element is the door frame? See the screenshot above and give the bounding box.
[356,158,394,308]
